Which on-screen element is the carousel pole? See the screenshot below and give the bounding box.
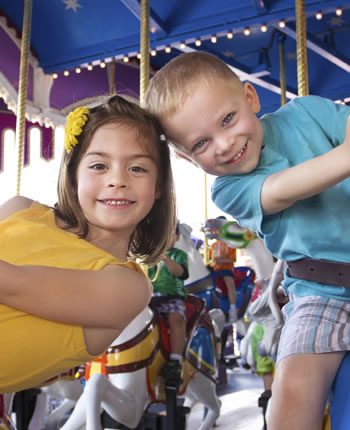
[108,58,116,95]
[203,172,210,265]
[139,0,150,104]
[15,0,33,196]
[278,33,287,106]
[138,0,150,280]
[295,0,309,96]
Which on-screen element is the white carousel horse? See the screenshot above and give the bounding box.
[58,297,225,430]
[40,378,84,430]
[202,218,275,280]
[176,222,256,337]
[239,259,287,366]
[175,223,210,287]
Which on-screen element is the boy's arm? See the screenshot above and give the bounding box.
[261,116,350,214]
[163,255,186,278]
[0,261,152,330]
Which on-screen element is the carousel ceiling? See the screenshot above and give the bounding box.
[0,0,349,124]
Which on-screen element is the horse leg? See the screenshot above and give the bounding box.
[60,372,144,430]
[101,371,149,429]
[184,373,220,430]
[42,380,84,430]
[60,385,95,430]
[46,399,77,430]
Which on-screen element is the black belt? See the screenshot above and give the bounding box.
[287,258,350,288]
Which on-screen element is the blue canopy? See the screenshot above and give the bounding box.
[0,0,349,116]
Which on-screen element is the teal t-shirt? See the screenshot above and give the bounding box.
[150,248,188,299]
[212,96,350,299]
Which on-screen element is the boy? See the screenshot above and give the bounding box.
[149,224,189,384]
[209,235,238,323]
[145,51,350,430]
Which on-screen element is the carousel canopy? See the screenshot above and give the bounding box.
[0,0,349,125]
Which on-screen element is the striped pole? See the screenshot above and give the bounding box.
[15,0,33,195]
[295,0,309,96]
[139,0,150,103]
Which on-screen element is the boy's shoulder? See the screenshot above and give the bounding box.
[266,95,329,117]
[261,95,338,130]
[289,95,333,110]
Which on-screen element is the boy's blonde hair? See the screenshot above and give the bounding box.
[144,51,241,119]
[55,94,176,264]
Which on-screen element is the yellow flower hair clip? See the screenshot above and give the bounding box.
[64,107,90,153]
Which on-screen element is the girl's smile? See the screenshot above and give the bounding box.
[76,123,159,254]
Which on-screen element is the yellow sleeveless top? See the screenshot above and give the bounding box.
[0,202,142,393]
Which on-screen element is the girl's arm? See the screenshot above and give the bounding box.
[0,196,33,221]
[261,116,350,214]
[0,260,152,330]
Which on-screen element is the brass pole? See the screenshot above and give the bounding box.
[295,0,309,96]
[203,172,210,265]
[278,34,287,106]
[139,0,150,103]
[109,58,116,95]
[15,0,33,195]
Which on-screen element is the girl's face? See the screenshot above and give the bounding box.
[76,122,160,245]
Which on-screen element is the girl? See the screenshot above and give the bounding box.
[0,94,176,394]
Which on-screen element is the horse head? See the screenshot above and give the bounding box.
[203,218,256,249]
[175,223,210,286]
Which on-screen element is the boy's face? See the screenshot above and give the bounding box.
[161,78,264,176]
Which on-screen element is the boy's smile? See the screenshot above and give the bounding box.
[161,78,264,176]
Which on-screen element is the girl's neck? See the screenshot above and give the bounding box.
[86,231,129,261]
[55,216,130,261]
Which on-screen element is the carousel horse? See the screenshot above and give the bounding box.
[202,218,275,280]
[40,375,84,430]
[176,223,256,336]
[239,259,287,367]
[58,295,225,430]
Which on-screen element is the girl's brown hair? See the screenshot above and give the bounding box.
[55,94,176,264]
